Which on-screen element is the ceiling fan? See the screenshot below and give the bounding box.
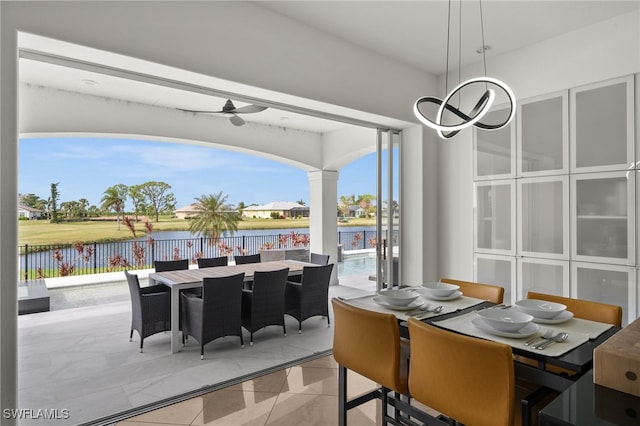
[178,99,268,127]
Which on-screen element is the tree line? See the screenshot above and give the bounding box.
[19,181,177,225]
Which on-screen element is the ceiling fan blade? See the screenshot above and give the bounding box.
[177,108,225,114]
[233,105,268,114]
[229,114,246,126]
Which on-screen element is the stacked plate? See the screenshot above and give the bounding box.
[418,282,462,301]
[373,289,424,311]
[514,299,574,324]
[472,308,539,338]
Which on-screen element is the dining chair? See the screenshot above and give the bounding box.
[241,268,289,345]
[124,270,171,352]
[196,256,228,268]
[331,298,409,426]
[181,273,245,359]
[440,277,504,303]
[407,317,515,426]
[517,291,624,426]
[234,253,261,265]
[154,259,189,272]
[309,252,330,265]
[285,263,334,333]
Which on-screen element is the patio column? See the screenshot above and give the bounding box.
[308,170,339,284]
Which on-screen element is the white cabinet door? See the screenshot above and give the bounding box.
[517,258,569,300]
[474,254,516,304]
[570,75,634,173]
[517,91,569,177]
[571,262,636,326]
[571,171,635,265]
[518,176,569,259]
[474,106,516,180]
[475,180,516,255]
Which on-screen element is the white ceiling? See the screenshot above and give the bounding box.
[18,1,640,133]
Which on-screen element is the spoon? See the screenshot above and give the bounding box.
[524,330,553,347]
[535,332,568,350]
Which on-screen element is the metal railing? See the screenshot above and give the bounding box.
[19,230,387,279]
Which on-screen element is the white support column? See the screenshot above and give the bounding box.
[308,170,339,284]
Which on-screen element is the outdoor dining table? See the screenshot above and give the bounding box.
[340,292,621,423]
[149,259,316,353]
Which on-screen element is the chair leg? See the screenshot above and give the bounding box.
[129,329,134,342]
[327,313,331,327]
[338,365,347,426]
[283,322,287,337]
[240,331,245,349]
[298,321,302,334]
[200,345,204,360]
[381,387,389,426]
[250,332,254,346]
[139,339,144,353]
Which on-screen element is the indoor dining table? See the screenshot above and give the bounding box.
[149,259,316,353]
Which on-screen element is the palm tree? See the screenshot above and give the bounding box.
[101,184,128,230]
[189,192,240,245]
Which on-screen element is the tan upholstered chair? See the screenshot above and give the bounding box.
[407,318,516,426]
[331,298,409,425]
[518,292,622,425]
[526,291,622,327]
[440,277,505,304]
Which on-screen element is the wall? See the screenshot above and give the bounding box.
[438,10,640,280]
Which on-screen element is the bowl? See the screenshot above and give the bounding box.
[377,289,419,306]
[476,308,534,332]
[515,299,567,319]
[421,282,460,297]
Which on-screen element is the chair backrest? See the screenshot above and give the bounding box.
[301,263,334,292]
[407,318,514,426]
[235,253,261,265]
[202,273,245,318]
[197,256,228,268]
[526,291,622,327]
[124,270,141,302]
[440,277,504,304]
[331,298,408,394]
[250,268,289,313]
[154,259,189,272]
[309,252,330,265]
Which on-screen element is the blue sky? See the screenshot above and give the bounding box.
[18,137,379,209]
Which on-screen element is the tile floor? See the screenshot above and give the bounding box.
[116,355,385,426]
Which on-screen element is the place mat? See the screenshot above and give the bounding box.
[342,294,485,321]
[432,311,590,357]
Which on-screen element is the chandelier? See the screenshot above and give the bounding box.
[413,0,516,139]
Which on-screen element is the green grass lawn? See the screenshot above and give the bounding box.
[19,216,375,246]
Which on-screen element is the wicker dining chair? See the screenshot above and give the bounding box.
[310,252,330,265]
[234,253,261,265]
[124,270,171,352]
[196,256,228,268]
[154,259,189,272]
[241,268,289,345]
[181,273,245,359]
[285,263,334,333]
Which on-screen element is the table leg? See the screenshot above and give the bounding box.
[171,287,180,353]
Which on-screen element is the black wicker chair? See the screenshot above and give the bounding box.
[310,252,330,265]
[125,270,171,352]
[241,268,289,345]
[285,263,334,333]
[181,273,245,359]
[196,256,228,268]
[234,253,261,265]
[154,259,189,272]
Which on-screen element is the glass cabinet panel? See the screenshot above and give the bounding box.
[517,91,568,176]
[517,258,568,300]
[474,107,516,180]
[570,75,634,172]
[475,180,515,255]
[518,177,568,259]
[571,171,635,264]
[475,254,515,304]
[571,262,636,326]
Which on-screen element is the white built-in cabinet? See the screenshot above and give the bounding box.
[473,74,638,325]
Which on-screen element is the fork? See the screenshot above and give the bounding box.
[524,330,553,347]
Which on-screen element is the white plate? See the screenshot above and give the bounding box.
[472,317,539,339]
[531,310,574,324]
[373,297,425,311]
[418,290,462,301]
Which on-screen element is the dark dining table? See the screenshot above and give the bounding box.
[539,370,640,426]
[149,259,315,353]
